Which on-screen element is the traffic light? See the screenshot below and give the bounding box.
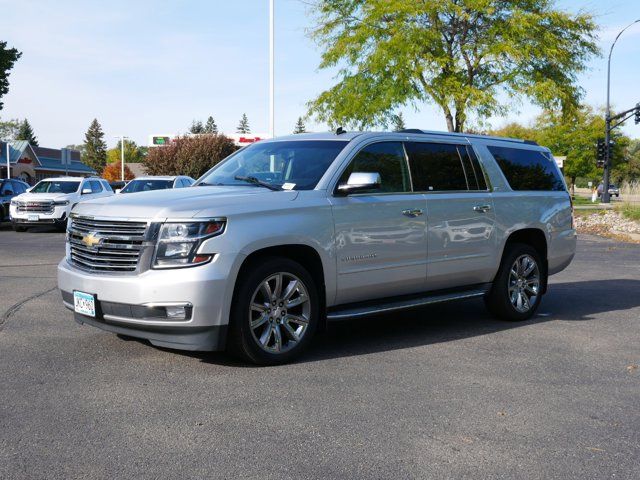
[596,139,606,168]
[635,104,640,125]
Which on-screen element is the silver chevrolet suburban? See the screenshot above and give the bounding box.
[58,130,576,365]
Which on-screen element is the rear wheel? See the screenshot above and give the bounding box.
[228,257,319,365]
[485,243,545,321]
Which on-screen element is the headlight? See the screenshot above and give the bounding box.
[153,220,225,268]
[10,199,17,206]
[53,200,69,206]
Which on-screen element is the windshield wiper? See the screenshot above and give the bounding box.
[234,175,282,191]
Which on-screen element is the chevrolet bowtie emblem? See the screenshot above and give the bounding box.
[81,232,102,248]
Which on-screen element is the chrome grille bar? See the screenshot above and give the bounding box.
[68,215,150,273]
[17,201,54,214]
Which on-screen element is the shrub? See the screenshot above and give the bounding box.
[143,134,238,179]
[102,161,134,182]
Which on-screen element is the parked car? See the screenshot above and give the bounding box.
[109,181,127,193]
[1,178,30,222]
[597,183,620,198]
[10,176,113,232]
[118,176,195,194]
[58,130,576,365]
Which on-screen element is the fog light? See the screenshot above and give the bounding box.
[165,306,187,320]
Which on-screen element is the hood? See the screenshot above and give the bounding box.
[15,191,74,202]
[71,185,300,219]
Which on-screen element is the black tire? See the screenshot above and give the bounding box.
[228,257,319,365]
[12,224,27,232]
[484,243,545,321]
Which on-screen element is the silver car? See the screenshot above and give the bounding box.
[58,130,576,364]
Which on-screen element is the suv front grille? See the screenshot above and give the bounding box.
[17,201,54,214]
[68,216,149,273]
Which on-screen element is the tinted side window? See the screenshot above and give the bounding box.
[488,146,565,191]
[405,142,468,191]
[102,181,113,192]
[339,142,410,193]
[14,181,26,194]
[90,180,103,193]
[466,147,487,190]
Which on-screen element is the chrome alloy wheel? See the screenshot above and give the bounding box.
[508,254,540,313]
[249,272,311,354]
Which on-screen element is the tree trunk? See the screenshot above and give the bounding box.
[445,112,454,132]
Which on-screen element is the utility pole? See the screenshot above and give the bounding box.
[269,0,275,139]
[603,19,640,203]
[5,142,10,179]
[114,135,128,182]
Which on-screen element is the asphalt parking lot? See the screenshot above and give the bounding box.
[1,225,639,479]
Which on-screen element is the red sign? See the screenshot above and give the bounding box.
[238,136,262,144]
[18,158,32,164]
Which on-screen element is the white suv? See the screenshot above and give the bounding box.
[10,177,113,232]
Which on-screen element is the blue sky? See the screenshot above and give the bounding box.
[1,0,639,148]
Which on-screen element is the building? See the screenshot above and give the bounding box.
[0,141,96,184]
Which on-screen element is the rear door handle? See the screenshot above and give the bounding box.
[473,205,492,213]
[402,208,423,217]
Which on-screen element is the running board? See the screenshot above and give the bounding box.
[326,285,490,321]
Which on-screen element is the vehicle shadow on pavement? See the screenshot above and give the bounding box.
[299,278,640,363]
[0,223,62,233]
[133,278,640,366]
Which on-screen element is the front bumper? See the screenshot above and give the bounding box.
[58,252,244,351]
[10,205,69,225]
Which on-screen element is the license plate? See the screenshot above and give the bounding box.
[28,214,39,221]
[74,291,96,317]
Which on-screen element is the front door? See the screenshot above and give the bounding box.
[330,142,428,305]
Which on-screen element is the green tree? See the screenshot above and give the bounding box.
[237,113,250,134]
[490,106,632,191]
[293,117,306,134]
[190,120,205,134]
[204,116,218,134]
[106,139,144,165]
[16,119,38,146]
[392,112,406,132]
[307,1,598,132]
[83,119,107,172]
[0,117,20,141]
[0,41,21,111]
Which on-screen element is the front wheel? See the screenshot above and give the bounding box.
[12,223,27,232]
[485,243,545,321]
[228,257,319,365]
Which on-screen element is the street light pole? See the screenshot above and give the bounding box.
[269,0,275,139]
[5,142,10,179]
[603,19,640,203]
[114,135,128,182]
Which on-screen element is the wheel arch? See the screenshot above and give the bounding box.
[233,244,328,330]
[500,228,548,293]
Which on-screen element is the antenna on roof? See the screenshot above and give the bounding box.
[335,127,346,135]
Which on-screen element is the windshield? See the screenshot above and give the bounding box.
[121,179,173,193]
[198,140,348,190]
[30,181,80,194]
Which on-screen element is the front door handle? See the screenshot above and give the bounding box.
[402,208,423,217]
[473,204,492,213]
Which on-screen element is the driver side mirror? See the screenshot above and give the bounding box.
[82,187,92,195]
[336,172,381,195]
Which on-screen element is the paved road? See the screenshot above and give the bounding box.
[1,225,639,479]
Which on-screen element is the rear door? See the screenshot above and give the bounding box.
[405,141,497,291]
[329,141,428,305]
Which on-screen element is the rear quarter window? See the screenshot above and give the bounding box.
[487,146,565,191]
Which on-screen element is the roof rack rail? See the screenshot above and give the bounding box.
[396,129,538,146]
